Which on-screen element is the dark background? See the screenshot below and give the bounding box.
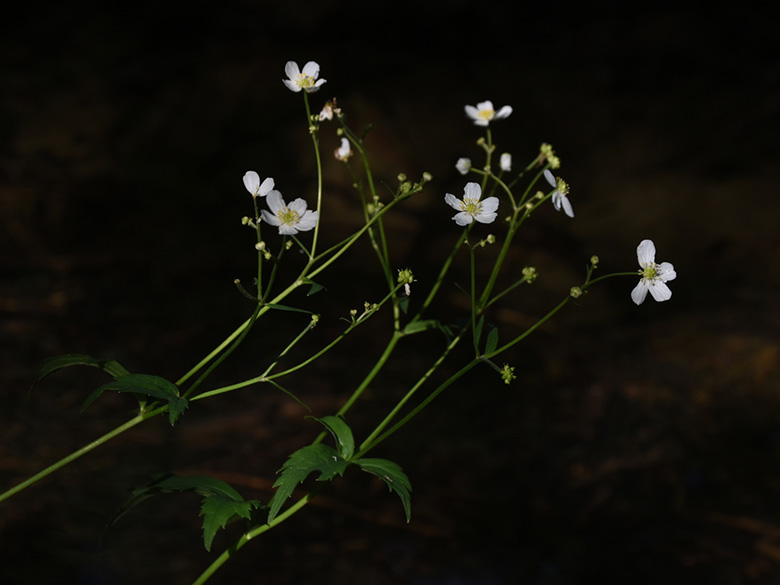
[2,1,780,584]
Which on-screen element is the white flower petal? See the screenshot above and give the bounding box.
[456,157,471,175]
[464,105,479,119]
[480,196,499,213]
[475,212,497,224]
[444,193,461,211]
[463,182,482,200]
[452,212,474,226]
[561,195,574,218]
[265,191,285,214]
[296,210,319,231]
[278,224,298,235]
[284,61,300,79]
[544,169,556,188]
[658,262,677,282]
[283,80,301,92]
[637,239,656,266]
[500,153,512,172]
[494,105,513,120]
[258,177,275,197]
[301,61,319,78]
[648,280,672,302]
[476,100,494,111]
[287,198,308,214]
[261,209,281,226]
[243,171,259,194]
[631,281,649,305]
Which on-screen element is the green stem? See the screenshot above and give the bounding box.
[0,406,166,504]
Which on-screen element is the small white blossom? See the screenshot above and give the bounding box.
[243,171,275,198]
[283,61,326,93]
[500,152,512,172]
[261,191,319,235]
[444,182,499,226]
[456,157,472,175]
[318,99,341,121]
[631,239,677,305]
[544,169,574,218]
[464,100,513,127]
[335,137,352,161]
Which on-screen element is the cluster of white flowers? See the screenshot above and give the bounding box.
[258,62,676,305]
[243,170,318,235]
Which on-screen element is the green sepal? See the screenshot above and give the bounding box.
[354,458,412,522]
[108,473,262,552]
[84,373,188,425]
[310,415,354,460]
[32,353,130,388]
[268,444,348,523]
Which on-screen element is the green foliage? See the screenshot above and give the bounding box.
[310,415,354,460]
[268,443,348,522]
[32,353,130,388]
[85,373,188,425]
[354,458,412,522]
[485,325,499,355]
[110,473,262,552]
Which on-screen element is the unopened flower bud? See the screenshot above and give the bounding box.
[522,266,538,283]
[590,255,599,266]
[397,268,414,285]
[570,286,583,298]
[501,364,516,385]
[397,172,407,182]
[422,172,433,182]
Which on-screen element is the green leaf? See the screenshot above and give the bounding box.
[264,303,313,314]
[200,494,257,552]
[268,444,348,523]
[32,353,130,389]
[310,415,354,460]
[355,458,412,522]
[485,325,498,355]
[402,319,440,336]
[85,373,188,425]
[109,473,262,552]
[301,278,327,296]
[474,315,485,345]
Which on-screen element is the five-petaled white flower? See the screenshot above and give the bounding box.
[335,137,352,161]
[500,153,512,172]
[544,169,574,218]
[283,61,327,93]
[243,171,275,198]
[631,239,677,305]
[261,191,319,235]
[444,182,499,226]
[456,157,472,175]
[464,100,512,127]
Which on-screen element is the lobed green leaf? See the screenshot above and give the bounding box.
[268,444,348,523]
[354,457,412,522]
[85,373,188,425]
[310,415,354,460]
[32,353,130,389]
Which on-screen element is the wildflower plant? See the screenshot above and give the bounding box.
[1,61,676,583]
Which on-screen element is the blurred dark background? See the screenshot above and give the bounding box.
[2,1,780,584]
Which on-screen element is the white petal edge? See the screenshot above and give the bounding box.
[301,61,319,78]
[637,239,656,266]
[265,191,285,214]
[648,280,672,302]
[452,212,473,226]
[284,61,300,79]
[631,281,649,305]
[463,182,481,200]
[444,193,461,210]
[243,171,259,194]
[544,169,556,188]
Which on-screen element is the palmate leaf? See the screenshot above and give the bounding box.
[109,473,262,552]
[268,444,348,523]
[355,458,412,522]
[83,373,188,425]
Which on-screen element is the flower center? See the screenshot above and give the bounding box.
[640,263,659,281]
[461,197,483,216]
[477,108,495,121]
[297,74,315,89]
[277,207,301,226]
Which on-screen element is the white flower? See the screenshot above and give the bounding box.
[544,169,574,218]
[500,152,512,172]
[283,61,326,93]
[261,191,319,235]
[444,182,499,226]
[464,100,513,127]
[334,137,352,161]
[456,157,472,175]
[243,171,275,198]
[631,239,677,305]
[318,99,341,121]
